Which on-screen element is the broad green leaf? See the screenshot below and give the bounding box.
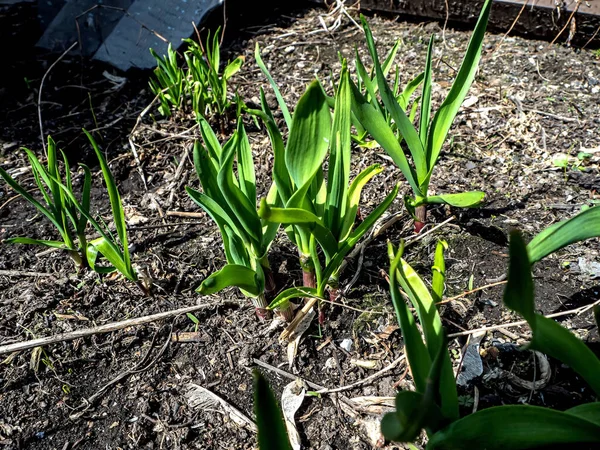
[504,231,600,397]
[255,43,292,130]
[567,403,600,427]
[223,56,244,80]
[268,286,320,310]
[253,370,293,450]
[84,130,132,272]
[325,63,352,238]
[349,80,421,195]
[338,164,383,242]
[426,405,600,450]
[198,264,263,296]
[425,0,491,172]
[258,200,338,260]
[527,206,600,264]
[361,15,427,182]
[425,191,485,208]
[285,81,331,190]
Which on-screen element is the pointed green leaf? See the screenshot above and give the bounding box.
[388,243,431,393]
[322,183,399,285]
[84,130,131,272]
[253,370,293,450]
[361,15,427,182]
[5,237,68,249]
[258,199,338,260]
[425,0,491,171]
[255,43,293,130]
[325,63,352,238]
[395,255,458,419]
[527,206,600,264]
[0,163,66,239]
[89,236,129,274]
[217,140,262,245]
[431,240,447,304]
[338,164,383,242]
[419,37,434,146]
[235,121,257,204]
[268,286,320,310]
[223,56,244,80]
[504,231,600,397]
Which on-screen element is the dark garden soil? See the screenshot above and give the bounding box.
[1,3,600,450]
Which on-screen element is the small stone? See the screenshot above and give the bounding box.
[284,46,295,54]
[340,338,353,352]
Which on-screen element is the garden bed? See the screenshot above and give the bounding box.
[1,4,599,449]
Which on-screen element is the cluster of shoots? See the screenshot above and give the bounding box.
[150,27,243,130]
[0,132,146,293]
[187,0,493,321]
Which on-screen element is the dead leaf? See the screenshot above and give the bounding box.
[281,380,305,450]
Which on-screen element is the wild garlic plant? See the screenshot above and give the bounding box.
[252,58,399,320]
[352,0,492,232]
[150,28,243,128]
[0,132,142,291]
[383,206,600,449]
[0,136,91,269]
[186,117,281,320]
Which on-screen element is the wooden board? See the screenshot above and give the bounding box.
[357,0,600,46]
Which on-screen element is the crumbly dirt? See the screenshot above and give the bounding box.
[1,4,599,450]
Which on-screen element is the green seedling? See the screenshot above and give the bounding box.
[187,313,200,332]
[258,61,399,318]
[149,44,185,117]
[0,136,91,269]
[0,132,142,290]
[352,0,492,232]
[186,118,279,320]
[382,206,600,449]
[184,27,244,127]
[150,28,243,128]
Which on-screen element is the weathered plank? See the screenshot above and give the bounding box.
[93,0,222,71]
[358,0,600,46]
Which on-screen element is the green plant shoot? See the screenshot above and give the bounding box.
[352,0,492,232]
[256,60,399,318]
[186,117,280,319]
